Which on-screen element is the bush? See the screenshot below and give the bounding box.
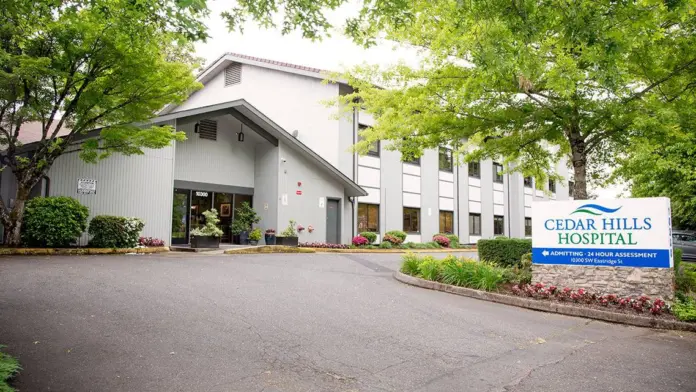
[379,241,392,249]
[434,233,459,248]
[673,294,696,321]
[418,257,442,280]
[249,228,262,241]
[190,209,223,238]
[22,196,89,247]
[426,241,441,248]
[478,238,532,267]
[0,345,20,392]
[505,253,533,285]
[432,235,451,248]
[352,235,369,246]
[138,237,165,247]
[383,234,403,245]
[402,254,508,291]
[360,232,377,244]
[299,242,349,249]
[386,230,407,242]
[400,253,421,275]
[88,216,144,248]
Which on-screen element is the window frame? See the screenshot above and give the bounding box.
[549,179,556,193]
[357,203,379,233]
[468,161,481,178]
[493,215,505,236]
[493,162,504,183]
[439,210,454,234]
[438,147,453,172]
[403,207,421,233]
[524,217,532,237]
[358,125,380,157]
[469,213,482,236]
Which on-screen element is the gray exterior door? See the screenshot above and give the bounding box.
[326,199,340,244]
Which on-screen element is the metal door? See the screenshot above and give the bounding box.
[326,199,341,244]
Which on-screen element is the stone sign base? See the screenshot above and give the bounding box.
[532,264,674,300]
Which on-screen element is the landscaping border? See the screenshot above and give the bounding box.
[224,246,316,254]
[0,247,168,256]
[393,271,696,332]
[307,248,477,254]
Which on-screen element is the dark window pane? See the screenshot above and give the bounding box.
[493,163,504,183]
[359,125,379,157]
[525,217,532,236]
[549,179,556,193]
[402,154,420,165]
[494,215,505,235]
[468,213,481,235]
[468,161,480,178]
[439,211,453,233]
[524,177,532,187]
[403,207,420,233]
[358,203,379,232]
[438,147,453,172]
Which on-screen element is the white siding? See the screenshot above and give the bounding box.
[403,163,421,176]
[403,192,421,207]
[469,201,482,213]
[469,186,481,201]
[406,234,422,243]
[439,181,454,198]
[439,197,454,211]
[403,174,421,193]
[493,204,505,215]
[493,190,505,205]
[357,166,380,188]
[358,155,380,169]
[358,186,380,204]
[439,171,454,182]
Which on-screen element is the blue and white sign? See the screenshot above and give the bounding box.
[532,197,672,268]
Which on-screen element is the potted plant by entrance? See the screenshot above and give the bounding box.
[249,228,262,245]
[276,220,299,247]
[190,209,224,248]
[264,229,276,245]
[230,202,260,244]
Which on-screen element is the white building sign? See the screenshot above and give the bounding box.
[77,178,97,195]
[532,198,672,268]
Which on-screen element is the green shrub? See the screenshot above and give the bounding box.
[88,216,144,248]
[478,238,532,267]
[418,257,441,280]
[400,253,421,275]
[426,241,441,249]
[383,234,403,245]
[506,253,533,285]
[379,241,392,249]
[0,345,20,392]
[386,230,407,242]
[434,233,459,248]
[360,232,377,244]
[673,294,696,322]
[249,228,262,241]
[22,196,89,247]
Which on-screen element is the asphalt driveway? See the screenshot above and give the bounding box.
[1,252,695,391]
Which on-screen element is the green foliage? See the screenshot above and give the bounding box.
[88,216,145,248]
[505,253,533,285]
[403,254,508,292]
[379,241,392,249]
[249,228,262,241]
[22,197,89,247]
[673,294,696,322]
[676,262,696,294]
[233,202,260,232]
[675,248,683,276]
[190,209,223,238]
[360,232,377,244]
[0,345,21,392]
[386,230,407,242]
[279,220,298,237]
[478,238,532,268]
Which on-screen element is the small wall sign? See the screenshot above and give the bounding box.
[319,197,325,208]
[77,178,96,195]
[296,190,302,195]
[281,193,288,206]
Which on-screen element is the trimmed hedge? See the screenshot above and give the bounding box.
[88,216,144,248]
[386,230,407,242]
[478,237,532,267]
[22,196,89,247]
[360,232,377,244]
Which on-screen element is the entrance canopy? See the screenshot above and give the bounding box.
[151,100,366,197]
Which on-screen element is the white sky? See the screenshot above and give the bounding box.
[195,1,622,199]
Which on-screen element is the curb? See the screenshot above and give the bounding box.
[0,247,169,256]
[307,248,477,254]
[393,271,696,332]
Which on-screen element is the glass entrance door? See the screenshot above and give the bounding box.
[190,190,213,233]
[171,189,190,244]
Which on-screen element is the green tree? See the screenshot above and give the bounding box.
[226,0,696,200]
[0,0,208,245]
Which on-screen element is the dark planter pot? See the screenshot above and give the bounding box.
[249,240,259,246]
[191,235,220,249]
[264,234,276,245]
[276,236,299,247]
[240,231,249,245]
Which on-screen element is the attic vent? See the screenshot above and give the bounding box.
[197,119,217,141]
[224,63,242,86]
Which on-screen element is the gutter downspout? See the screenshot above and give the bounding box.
[352,107,358,238]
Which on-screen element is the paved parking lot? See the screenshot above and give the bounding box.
[1,252,695,391]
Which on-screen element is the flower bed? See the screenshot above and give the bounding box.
[299,242,349,249]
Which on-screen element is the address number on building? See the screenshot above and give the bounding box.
[195,191,209,197]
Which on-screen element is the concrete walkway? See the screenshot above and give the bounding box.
[0,252,694,391]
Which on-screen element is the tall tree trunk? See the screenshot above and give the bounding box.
[4,181,34,246]
[569,129,588,200]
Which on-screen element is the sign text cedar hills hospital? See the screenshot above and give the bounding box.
[532,198,672,269]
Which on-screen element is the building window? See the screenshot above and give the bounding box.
[402,154,420,165]
[468,161,480,178]
[438,147,453,172]
[493,162,504,183]
[568,181,575,197]
[525,217,532,236]
[359,125,380,157]
[439,211,454,234]
[469,213,481,236]
[524,176,532,188]
[549,179,556,193]
[403,207,420,233]
[357,203,379,233]
[494,215,505,236]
